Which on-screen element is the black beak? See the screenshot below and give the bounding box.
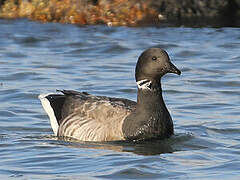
[168,62,181,75]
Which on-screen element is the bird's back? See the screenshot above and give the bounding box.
[40,90,136,141]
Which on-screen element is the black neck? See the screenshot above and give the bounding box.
[122,79,173,141]
[137,80,164,109]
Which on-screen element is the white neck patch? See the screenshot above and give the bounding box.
[136,79,152,90]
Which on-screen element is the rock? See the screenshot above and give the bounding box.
[0,0,239,27]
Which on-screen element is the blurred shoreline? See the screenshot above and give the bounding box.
[0,0,239,27]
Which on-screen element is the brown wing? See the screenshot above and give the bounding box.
[57,90,136,141]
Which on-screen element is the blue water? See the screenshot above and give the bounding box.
[0,19,240,179]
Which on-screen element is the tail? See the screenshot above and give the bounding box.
[39,93,65,135]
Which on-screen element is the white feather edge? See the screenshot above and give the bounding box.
[38,93,59,136]
[136,79,152,90]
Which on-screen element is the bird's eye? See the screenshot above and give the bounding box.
[152,56,157,61]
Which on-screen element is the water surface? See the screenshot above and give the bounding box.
[0,19,240,179]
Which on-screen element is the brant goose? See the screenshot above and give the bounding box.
[39,48,181,141]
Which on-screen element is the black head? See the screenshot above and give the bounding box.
[135,48,181,81]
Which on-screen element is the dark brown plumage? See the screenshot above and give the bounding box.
[39,48,181,141]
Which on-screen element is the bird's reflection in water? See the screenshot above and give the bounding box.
[49,133,194,156]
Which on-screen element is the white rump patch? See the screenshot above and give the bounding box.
[39,93,59,135]
[136,79,152,90]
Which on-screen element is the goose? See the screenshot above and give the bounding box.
[39,48,181,141]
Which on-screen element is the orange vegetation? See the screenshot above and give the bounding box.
[0,0,159,26]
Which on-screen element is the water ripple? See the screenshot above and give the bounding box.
[0,20,240,179]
